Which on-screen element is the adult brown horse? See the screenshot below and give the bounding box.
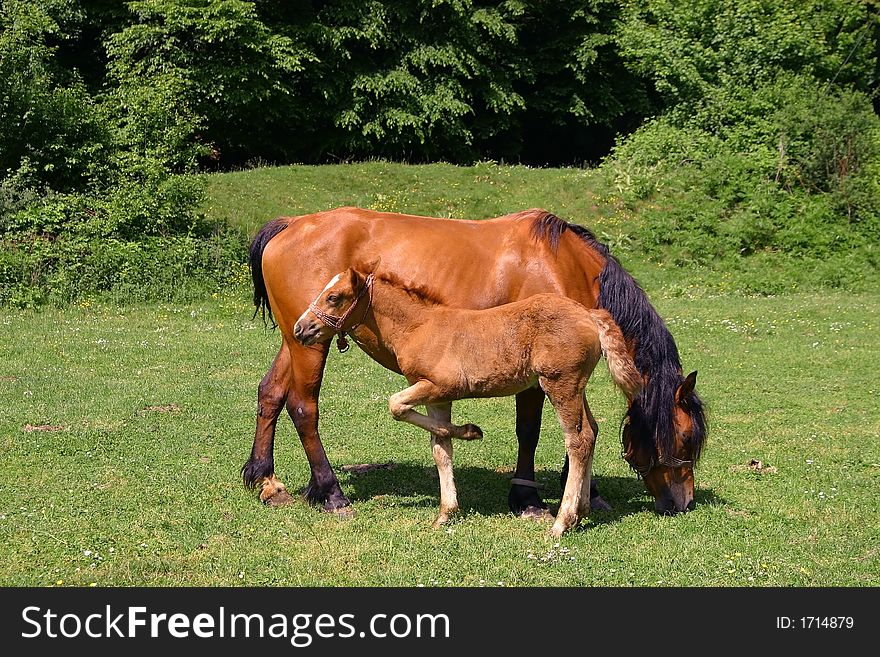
[243,207,707,516]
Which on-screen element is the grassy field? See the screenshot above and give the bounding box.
[1,288,878,586]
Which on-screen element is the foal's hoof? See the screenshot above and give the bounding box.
[460,423,483,440]
[548,523,568,539]
[590,495,613,512]
[264,489,295,507]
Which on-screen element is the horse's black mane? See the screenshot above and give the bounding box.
[531,212,707,462]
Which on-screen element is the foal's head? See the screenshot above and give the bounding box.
[622,370,706,514]
[293,267,373,347]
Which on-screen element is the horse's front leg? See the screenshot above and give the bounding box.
[427,403,458,528]
[243,342,294,506]
[286,339,352,514]
[510,387,551,519]
[389,382,479,529]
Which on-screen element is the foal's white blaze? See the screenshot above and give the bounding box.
[321,273,343,296]
[295,273,343,327]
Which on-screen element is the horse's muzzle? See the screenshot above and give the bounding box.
[655,497,695,515]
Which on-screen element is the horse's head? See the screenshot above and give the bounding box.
[623,370,706,514]
[293,265,374,347]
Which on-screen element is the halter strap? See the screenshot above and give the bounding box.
[510,477,544,490]
[629,452,694,477]
[307,273,374,352]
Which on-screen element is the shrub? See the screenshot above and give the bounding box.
[602,73,880,291]
[0,230,249,308]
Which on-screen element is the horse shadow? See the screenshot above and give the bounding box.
[337,461,724,524]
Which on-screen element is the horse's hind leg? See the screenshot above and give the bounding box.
[427,403,459,528]
[560,404,612,511]
[509,387,551,519]
[243,343,294,506]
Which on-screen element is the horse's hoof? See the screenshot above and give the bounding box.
[264,489,295,507]
[520,505,553,522]
[461,423,483,440]
[508,484,547,517]
[590,495,613,512]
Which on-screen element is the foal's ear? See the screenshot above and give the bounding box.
[361,256,381,274]
[676,371,698,403]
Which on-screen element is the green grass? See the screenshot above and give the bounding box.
[1,289,878,586]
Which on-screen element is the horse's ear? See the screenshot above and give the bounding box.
[676,371,698,403]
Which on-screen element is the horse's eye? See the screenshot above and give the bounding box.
[326,294,339,304]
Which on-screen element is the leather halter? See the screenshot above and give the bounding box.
[307,274,374,353]
[628,452,694,478]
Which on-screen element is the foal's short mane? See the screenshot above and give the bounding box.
[374,271,448,306]
[530,211,707,463]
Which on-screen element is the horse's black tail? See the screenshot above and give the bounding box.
[249,217,290,327]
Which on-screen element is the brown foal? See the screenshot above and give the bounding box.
[293,264,643,537]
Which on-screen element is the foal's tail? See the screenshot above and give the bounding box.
[589,309,643,400]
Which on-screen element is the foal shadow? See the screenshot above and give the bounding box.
[338,461,725,523]
[339,462,515,517]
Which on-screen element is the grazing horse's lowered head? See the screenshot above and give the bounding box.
[622,370,706,514]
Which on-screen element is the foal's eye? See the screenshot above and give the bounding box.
[326,294,339,304]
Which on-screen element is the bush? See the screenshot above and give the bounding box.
[0,230,249,308]
[0,1,111,195]
[602,73,880,291]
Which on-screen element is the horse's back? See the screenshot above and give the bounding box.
[258,207,606,335]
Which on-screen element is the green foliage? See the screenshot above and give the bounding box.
[300,0,524,161]
[0,1,111,196]
[616,0,876,105]
[603,74,880,292]
[0,229,247,308]
[2,1,879,305]
[105,0,314,166]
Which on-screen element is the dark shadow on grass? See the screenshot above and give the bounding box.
[334,461,725,523]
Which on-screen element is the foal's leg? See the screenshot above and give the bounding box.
[509,387,551,519]
[242,343,293,505]
[388,381,482,440]
[544,386,596,537]
[560,404,612,511]
[427,403,459,528]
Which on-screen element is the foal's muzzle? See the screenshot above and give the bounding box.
[293,320,319,345]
